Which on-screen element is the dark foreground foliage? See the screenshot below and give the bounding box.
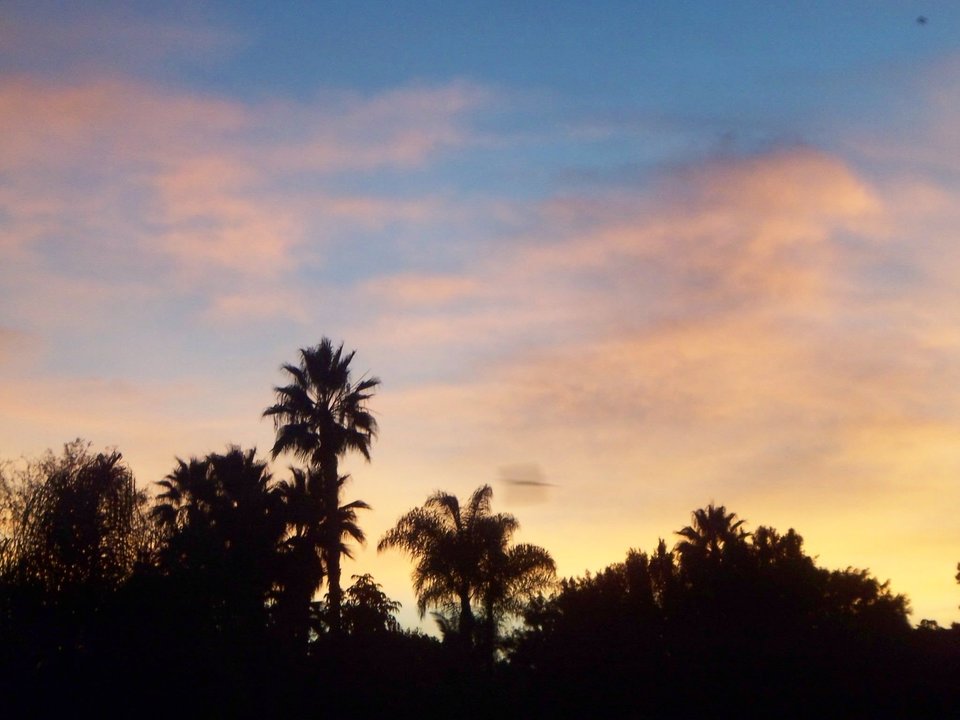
[2,444,959,718]
[507,509,948,718]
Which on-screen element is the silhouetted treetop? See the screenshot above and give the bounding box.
[1,439,150,594]
[151,446,286,638]
[341,574,402,635]
[263,338,380,466]
[380,484,555,658]
[675,502,749,566]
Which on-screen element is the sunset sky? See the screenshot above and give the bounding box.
[3,1,960,628]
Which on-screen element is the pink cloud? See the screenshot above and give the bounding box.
[0,74,487,304]
[0,76,247,171]
[353,149,886,368]
[529,149,882,311]
[348,142,960,625]
[147,154,303,278]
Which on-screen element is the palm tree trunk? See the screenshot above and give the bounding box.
[458,587,474,647]
[322,456,343,636]
[481,596,496,670]
[326,544,342,635]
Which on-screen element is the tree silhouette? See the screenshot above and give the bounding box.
[1,440,150,596]
[264,338,379,634]
[510,504,915,717]
[274,467,370,642]
[151,447,286,639]
[476,535,555,658]
[378,484,554,657]
[272,466,324,646]
[674,502,749,568]
[673,503,751,618]
[341,573,402,635]
[0,441,155,713]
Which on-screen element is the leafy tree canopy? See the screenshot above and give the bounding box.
[1,439,151,595]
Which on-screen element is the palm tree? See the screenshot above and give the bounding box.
[152,447,286,636]
[674,503,749,566]
[263,338,380,634]
[476,540,555,658]
[272,466,324,646]
[378,484,555,656]
[273,467,370,643]
[674,504,751,609]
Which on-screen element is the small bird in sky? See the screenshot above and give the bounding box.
[916,16,928,25]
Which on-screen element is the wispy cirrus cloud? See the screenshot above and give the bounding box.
[355,148,884,364]
[0,74,489,305]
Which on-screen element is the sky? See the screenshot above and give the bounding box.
[2,1,960,628]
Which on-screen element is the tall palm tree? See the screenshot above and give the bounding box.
[263,338,379,634]
[378,484,555,656]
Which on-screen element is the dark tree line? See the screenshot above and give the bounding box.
[507,504,939,717]
[2,338,960,718]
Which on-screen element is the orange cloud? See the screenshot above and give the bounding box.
[530,149,882,311]
[355,149,885,365]
[148,154,303,278]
